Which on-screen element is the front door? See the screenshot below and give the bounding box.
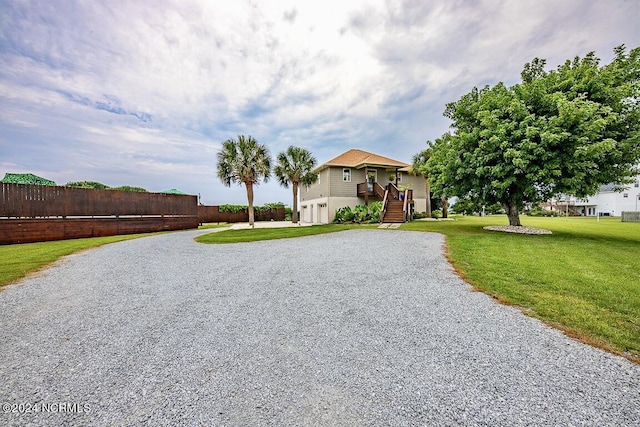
[367,170,377,192]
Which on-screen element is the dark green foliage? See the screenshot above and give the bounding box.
[220,203,285,214]
[425,45,640,226]
[66,181,110,189]
[368,201,383,223]
[111,185,147,192]
[220,204,247,213]
[452,196,504,215]
[333,206,355,223]
[333,202,383,224]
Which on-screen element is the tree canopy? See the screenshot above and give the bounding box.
[216,135,271,226]
[274,146,318,224]
[424,45,640,226]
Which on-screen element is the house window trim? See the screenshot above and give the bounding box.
[343,168,351,182]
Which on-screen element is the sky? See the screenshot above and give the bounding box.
[1,0,639,206]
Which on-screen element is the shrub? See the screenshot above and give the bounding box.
[431,209,442,219]
[111,185,147,192]
[220,204,247,213]
[352,205,369,223]
[334,206,355,223]
[369,201,383,223]
[65,181,110,189]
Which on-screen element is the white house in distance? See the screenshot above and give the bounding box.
[550,173,640,216]
[300,149,428,224]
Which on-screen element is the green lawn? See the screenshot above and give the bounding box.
[195,224,376,244]
[198,222,231,229]
[401,216,640,362]
[0,234,152,287]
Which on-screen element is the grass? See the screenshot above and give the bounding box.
[198,222,231,229]
[195,223,376,244]
[401,216,640,362]
[0,234,152,288]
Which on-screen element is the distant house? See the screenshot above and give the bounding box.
[575,174,640,216]
[545,172,640,216]
[1,173,56,186]
[300,149,428,224]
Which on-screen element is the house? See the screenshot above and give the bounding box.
[544,173,640,216]
[300,149,428,224]
[574,175,640,216]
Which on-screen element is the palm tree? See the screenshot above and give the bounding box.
[274,146,318,224]
[412,148,432,217]
[216,135,271,227]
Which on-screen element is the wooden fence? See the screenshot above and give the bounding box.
[1,183,198,244]
[621,211,640,222]
[198,206,286,223]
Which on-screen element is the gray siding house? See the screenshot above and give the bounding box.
[300,149,428,224]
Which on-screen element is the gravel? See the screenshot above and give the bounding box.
[0,229,638,426]
[483,225,553,235]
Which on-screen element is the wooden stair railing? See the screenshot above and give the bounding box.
[373,182,386,199]
[402,189,409,221]
[381,189,389,222]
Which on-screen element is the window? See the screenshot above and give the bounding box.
[397,172,402,183]
[623,193,629,198]
[343,168,351,182]
[635,181,639,188]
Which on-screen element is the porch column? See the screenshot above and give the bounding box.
[364,166,369,206]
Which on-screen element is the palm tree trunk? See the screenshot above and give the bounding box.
[292,182,299,223]
[245,182,255,227]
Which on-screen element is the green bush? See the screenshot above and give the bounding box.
[352,205,369,223]
[369,201,383,223]
[65,181,110,189]
[431,209,442,219]
[111,185,147,192]
[220,204,247,213]
[334,203,382,223]
[413,211,428,219]
[334,206,355,223]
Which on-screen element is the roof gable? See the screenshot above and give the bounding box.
[321,149,409,170]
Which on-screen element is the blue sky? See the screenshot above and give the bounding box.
[1,0,638,205]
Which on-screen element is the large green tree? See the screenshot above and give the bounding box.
[216,135,271,227]
[274,146,318,224]
[426,46,640,226]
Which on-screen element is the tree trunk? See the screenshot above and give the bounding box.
[292,182,299,224]
[425,179,432,217]
[441,196,449,218]
[504,200,522,226]
[246,182,255,227]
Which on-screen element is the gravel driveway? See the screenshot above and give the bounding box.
[1,229,638,426]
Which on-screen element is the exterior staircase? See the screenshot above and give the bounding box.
[382,199,406,223]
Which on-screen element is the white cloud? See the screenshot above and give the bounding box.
[1,0,638,205]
